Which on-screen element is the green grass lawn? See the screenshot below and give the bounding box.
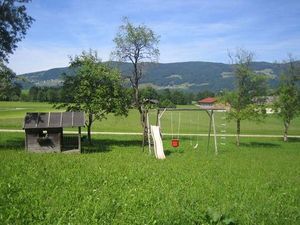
[0,133,299,224]
[1,101,300,136]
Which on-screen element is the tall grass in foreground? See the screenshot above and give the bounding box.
[0,133,299,224]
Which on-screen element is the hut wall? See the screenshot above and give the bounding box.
[25,128,62,152]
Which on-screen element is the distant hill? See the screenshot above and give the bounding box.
[19,61,287,92]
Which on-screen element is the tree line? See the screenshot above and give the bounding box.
[16,85,215,107]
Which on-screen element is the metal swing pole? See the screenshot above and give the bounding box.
[177,112,181,140]
[206,110,218,155]
[171,111,173,139]
[211,110,218,155]
[142,109,146,151]
[156,109,160,126]
[157,108,167,128]
[206,110,212,153]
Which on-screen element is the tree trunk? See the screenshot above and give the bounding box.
[132,61,148,145]
[141,108,148,147]
[134,86,140,112]
[133,84,148,143]
[283,121,289,142]
[236,119,241,146]
[87,113,93,145]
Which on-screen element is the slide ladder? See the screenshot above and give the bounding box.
[150,125,166,159]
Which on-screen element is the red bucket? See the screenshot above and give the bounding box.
[171,139,180,148]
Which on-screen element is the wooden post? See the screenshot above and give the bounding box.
[147,111,152,154]
[78,127,82,153]
[25,132,28,151]
[156,109,160,126]
[59,131,62,153]
[211,111,218,155]
[157,108,166,129]
[206,110,212,153]
[142,110,146,151]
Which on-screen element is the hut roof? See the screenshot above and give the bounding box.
[23,112,85,129]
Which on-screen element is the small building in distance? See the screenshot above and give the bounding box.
[197,97,229,111]
[23,112,85,153]
[197,97,217,108]
[252,96,278,114]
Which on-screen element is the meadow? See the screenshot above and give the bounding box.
[0,132,299,224]
[0,101,300,224]
[1,101,300,136]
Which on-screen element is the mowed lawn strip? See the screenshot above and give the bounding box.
[1,101,300,135]
[0,132,299,224]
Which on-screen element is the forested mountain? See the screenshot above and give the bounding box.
[19,61,287,92]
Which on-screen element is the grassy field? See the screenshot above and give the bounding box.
[0,132,299,224]
[1,101,300,136]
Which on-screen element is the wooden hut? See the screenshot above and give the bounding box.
[23,112,85,153]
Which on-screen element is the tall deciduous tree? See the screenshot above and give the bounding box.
[55,50,129,144]
[0,0,34,62]
[112,17,159,136]
[274,56,300,141]
[225,49,268,146]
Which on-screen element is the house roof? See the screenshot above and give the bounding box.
[198,97,217,104]
[23,112,85,129]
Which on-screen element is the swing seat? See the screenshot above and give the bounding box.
[171,139,180,147]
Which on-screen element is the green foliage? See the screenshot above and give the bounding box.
[227,50,268,120]
[139,87,193,106]
[225,49,268,145]
[0,133,300,224]
[140,86,159,101]
[196,90,215,100]
[275,81,299,120]
[112,17,160,114]
[24,86,62,102]
[274,57,300,141]
[55,50,130,143]
[159,99,176,108]
[112,17,160,65]
[0,62,21,100]
[0,0,34,62]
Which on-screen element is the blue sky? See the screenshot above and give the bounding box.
[8,0,300,74]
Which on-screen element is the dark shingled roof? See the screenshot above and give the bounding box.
[23,112,85,129]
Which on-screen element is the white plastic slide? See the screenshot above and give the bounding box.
[150,125,166,159]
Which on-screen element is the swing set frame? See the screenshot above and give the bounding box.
[153,107,225,155]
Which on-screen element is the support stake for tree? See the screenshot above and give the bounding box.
[78,127,82,153]
[146,111,152,154]
[206,110,212,154]
[211,110,218,155]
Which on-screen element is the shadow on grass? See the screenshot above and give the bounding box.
[286,137,300,143]
[164,150,172,156]
[82,138,142,154]
[163,148,185,156]
[0,137,24,151]
[240,142,281,148]
[0,135,142,154]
